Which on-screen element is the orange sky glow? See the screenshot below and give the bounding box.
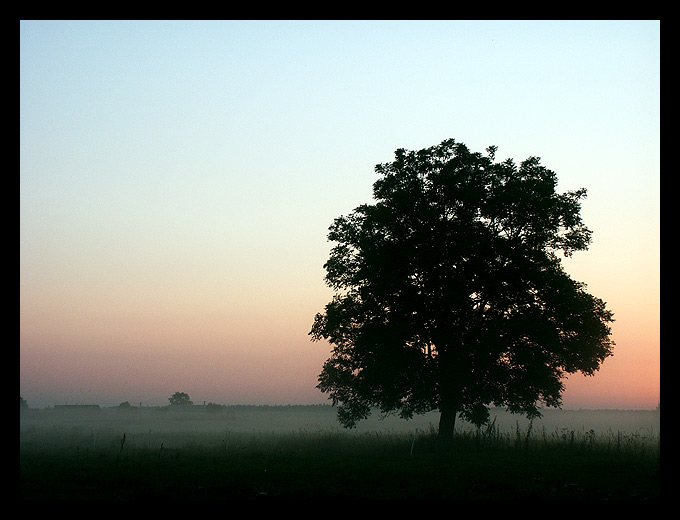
[20,21,659,411]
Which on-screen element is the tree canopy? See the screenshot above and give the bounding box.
[168,391,193,406]
[310,138,614,438]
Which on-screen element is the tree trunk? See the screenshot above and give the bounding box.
[438,404,457,439]
[435,336,460,439]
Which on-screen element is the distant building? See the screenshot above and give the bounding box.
[168,402,207,412]
[54,404,101,413]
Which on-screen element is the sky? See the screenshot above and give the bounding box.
[20,20,660,410]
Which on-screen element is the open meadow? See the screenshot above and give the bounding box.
[19,405,660,501]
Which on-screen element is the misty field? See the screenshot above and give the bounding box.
[20,405,660,500]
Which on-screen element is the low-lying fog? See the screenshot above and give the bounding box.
[20,405,660,449]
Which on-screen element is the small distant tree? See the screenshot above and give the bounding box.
[168,391,193,406]
[118,400,132,408]
[20,396,28,409]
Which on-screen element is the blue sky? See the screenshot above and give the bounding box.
[20,20,659,409]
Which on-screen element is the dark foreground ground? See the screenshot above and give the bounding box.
[20,406,660,501]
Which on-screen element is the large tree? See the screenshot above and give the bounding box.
[310,139,614,438]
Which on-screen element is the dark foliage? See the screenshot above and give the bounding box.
[311,139,614,436]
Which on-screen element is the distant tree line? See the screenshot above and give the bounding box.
[21,391,334,412]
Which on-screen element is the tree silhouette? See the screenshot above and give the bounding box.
[168,391,193,406]
[310,139,614,438]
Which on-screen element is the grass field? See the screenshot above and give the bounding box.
[19,406,660,501]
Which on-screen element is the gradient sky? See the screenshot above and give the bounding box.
[20,20,660,410]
